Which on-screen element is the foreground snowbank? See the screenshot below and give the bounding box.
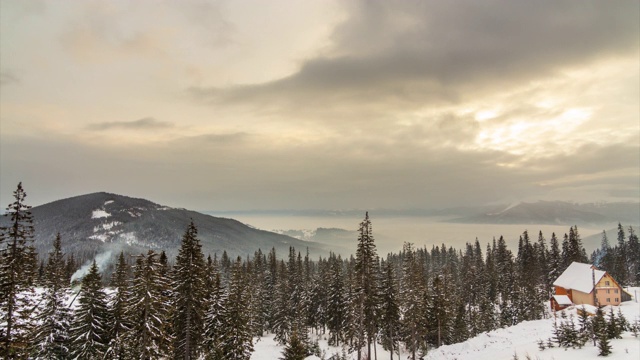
[252,289,639,360]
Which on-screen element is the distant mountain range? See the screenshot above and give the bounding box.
[447,201,639,225]
[0,192,340,260]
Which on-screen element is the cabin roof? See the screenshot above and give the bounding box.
[552,295,572,306]
[553,262,606,294]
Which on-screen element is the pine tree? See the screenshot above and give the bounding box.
[326,254,346,346]
[0,182,38,358]
[203,272,226,360]
[220,257,254,360]
[399,242,427,360]
[279,330,308,360]
[353,212,379,360]
[32,233,71,359]
[627,226,639,286]
[597,329,612,356]
[379,260,400,359]
[69,260,110,359]
[126,251,170,359]
[172,220,207,360]
[104,251,130,360]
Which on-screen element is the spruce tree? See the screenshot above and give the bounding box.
[379,260,400,359]
[326,254,346,346]
[353,212,379,360]
[0,182,38,358]
[125,251,170,359]
[69,260,110,359]
[203,272,226,360]
[105,251,130,360]
[220,257,254,360]
[172,221,207,360]
[279,330,307,360]
[32,233,71,359]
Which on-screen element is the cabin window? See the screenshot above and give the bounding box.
[606,298,610,302]
[605,281,610,286]
[615,289,618,293]
[606,289,610,294]
[615,298,619,302]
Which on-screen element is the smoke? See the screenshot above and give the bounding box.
[70,250,113,283]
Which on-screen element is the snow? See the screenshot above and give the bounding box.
[553,294,573,306]
[553,262,606,294]
[91,209,111,219]
[250,291,640,360]
[104,200,114,205]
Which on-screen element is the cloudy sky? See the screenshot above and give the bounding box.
[1,0,638,211]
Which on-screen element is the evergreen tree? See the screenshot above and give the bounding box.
[353,212,379,360]
[0,182,38,358]
[379,260,400,359]
[220,257,254,360]
[126,251,170,359]
[279,330,308,360]
[69,260,110,359]
[203,272,226,360]
[614,223,628,286]
[399,242,427,360]
[548,233,562,283]
[597,329,612,356]
[32,233,71,359]
[326,254,346,346]
[627,226,639,285]
[172,221,207,360]
[105,251,130,360]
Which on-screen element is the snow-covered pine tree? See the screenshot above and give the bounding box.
[203,272,226,360]
[32,233,71,359]
[399,242,427,360]
[125,251,169,359]
[104,251,130,360]
[220,257,254,360]
[326,253,346,346]
[279,330,308,360]
[172,220,207,360]
[379,259,400,359]
[69,260,110,359]
[0,182,38,358]
[548,233,562,285]
[353,212,379,360]
[627,226,640,285]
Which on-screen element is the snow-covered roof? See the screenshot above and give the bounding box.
[553,262,605,294]
[552,295,572,306]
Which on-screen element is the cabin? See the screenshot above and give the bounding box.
[550,261,632,311]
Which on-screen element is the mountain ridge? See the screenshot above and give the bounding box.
[0,192,343,260]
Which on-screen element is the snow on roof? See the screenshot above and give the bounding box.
[552,295,572,306]
[553,262,606,294]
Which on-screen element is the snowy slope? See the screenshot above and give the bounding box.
[251,290,640,360]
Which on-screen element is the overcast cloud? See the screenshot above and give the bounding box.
[0,0,638,211]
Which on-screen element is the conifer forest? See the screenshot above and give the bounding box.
[1,184,639,359]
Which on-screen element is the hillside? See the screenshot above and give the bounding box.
[0,192,335,259]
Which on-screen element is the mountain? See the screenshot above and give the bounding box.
[0,192,338,260]
[448,201,639,225]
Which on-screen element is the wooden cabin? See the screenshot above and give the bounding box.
[550,261,632,311]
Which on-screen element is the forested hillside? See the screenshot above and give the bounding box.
[1,184,639,359]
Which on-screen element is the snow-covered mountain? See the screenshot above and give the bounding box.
[0,192,335,259]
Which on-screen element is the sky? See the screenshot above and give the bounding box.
[1,0,639,212]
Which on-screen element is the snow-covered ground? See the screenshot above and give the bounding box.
[252,290,640,360]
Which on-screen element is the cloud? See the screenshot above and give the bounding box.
[188,0,639,112]
[87,117,173,131]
